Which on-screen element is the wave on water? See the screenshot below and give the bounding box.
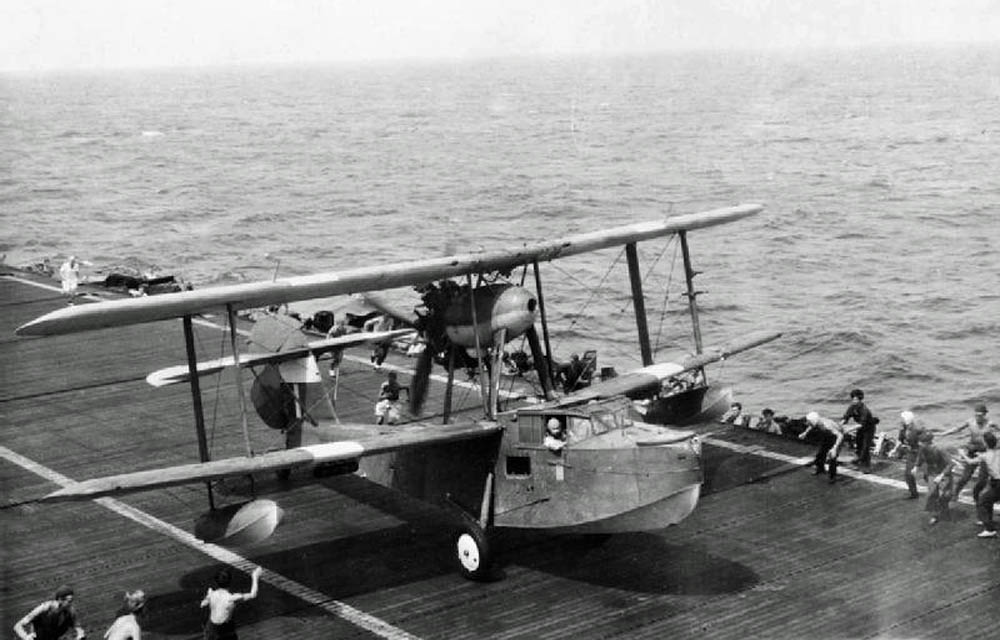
[4,47,1000,424]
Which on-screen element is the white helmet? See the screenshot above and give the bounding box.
[900,410,915,425]
[806,411,820,425]
[546,418,562,434]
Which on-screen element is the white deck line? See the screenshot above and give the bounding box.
[701,433,987,507]
[0,445,421,640]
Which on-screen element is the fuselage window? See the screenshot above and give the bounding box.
[592,411,612,435]
[506,455,531,477]
[518,415,543,444]
[567,416,591,442]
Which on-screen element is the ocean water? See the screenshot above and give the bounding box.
[2,45,999,436]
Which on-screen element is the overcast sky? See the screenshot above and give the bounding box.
[3,0,999,72]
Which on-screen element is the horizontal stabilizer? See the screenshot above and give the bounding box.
[146,328,414,387]
[39,420,502,503]
[17,204,761,337]
[550,329,782,407]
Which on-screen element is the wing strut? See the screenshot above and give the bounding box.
[625,242,653,366]
[678,231,704,354]
[467,274,491,418]
[443,346,456,424]
[182,315,214,509]
[227,305,255,458]
[532,260,556,395]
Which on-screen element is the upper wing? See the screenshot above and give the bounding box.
[17,204,761,336]
[547,329,782,407]
[39,420,501,503]
[146,328,415,387]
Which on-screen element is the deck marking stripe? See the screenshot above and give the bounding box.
[701,434,987,506]
[0,445,421,640]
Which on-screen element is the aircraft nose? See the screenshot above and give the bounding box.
[494,286,537,336]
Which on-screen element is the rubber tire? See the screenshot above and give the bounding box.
[454,524,493,581]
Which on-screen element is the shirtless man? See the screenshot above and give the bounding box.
[200,566,262,640]
[940,403,1000,501]
[104,590,146,640]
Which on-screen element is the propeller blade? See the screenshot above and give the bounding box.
[409,346,434,414]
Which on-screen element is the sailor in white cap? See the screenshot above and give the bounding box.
[799,411,848,483]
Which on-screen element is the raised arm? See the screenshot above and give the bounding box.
[200,588,212,608]
[15,602,48,640]
[240,567,263,601]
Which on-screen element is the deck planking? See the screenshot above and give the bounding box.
[2,270,998,639]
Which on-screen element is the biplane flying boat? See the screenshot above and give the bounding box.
[16,203,778,580]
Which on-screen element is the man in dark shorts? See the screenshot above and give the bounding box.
[799,411,848,483]
[842,388,878,472]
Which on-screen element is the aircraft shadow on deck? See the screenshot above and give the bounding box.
[135,469,766,636]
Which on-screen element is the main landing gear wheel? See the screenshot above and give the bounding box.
[455,524,493,581]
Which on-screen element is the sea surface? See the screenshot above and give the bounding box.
[2,45,999,436]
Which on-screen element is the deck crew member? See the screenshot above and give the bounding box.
[842,389,877,472]
[720,402,749,428]
[940,403,999,503]
[915,431,956,524]
[972,432,1000,538]
[365,315,393,369]
[799,411,847,483]
[59,256,90,304]
[200,566,262,640]
[14,585,86,640]
[103,590,146,640]
[375,371,409,425]
[899,410,928,499]
[752,408,782,434]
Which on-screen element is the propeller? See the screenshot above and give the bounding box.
[365,281,542,415]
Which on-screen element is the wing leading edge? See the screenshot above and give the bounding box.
[40,420,502,503]
[17,204,762,337]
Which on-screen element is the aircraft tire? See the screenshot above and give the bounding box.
[454,524,493,581]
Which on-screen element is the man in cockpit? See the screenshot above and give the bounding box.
[544,418,567,453]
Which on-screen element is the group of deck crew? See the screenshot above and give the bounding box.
[14,567,262,640]
[723,389,1000,538]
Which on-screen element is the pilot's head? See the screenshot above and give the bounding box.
[546,418,563,435]
[806,411,820,426]
[900,410,915,426]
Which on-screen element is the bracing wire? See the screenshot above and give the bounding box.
[653,240,681,355]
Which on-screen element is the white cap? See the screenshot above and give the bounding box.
[546,418,561,432]
[806,411,820,425]
[900,410,915,425]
